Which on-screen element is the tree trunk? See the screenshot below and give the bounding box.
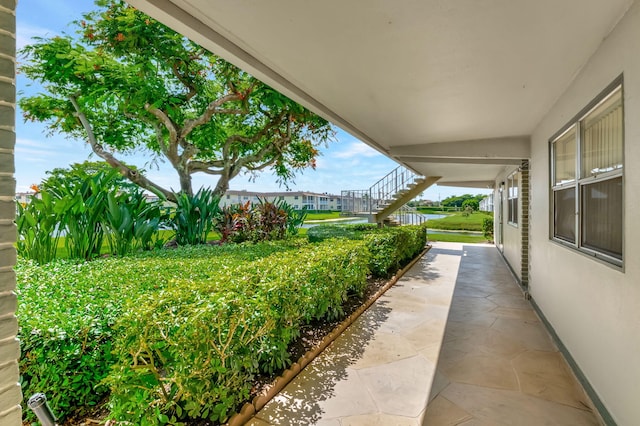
[213,173,230,198]
[179,169,193,197]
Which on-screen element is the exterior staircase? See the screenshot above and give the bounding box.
[341,165,440,225]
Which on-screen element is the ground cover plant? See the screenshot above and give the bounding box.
[17,224,427,424]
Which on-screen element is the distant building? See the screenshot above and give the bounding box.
[221,190,341,211]
[479,194,494,212]
[15,191,38,206]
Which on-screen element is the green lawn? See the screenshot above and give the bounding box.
[53,229,223,259]
[304,211,342,220]
[427,211,492,231]
[416,207,454,215]
[427,232,489,244]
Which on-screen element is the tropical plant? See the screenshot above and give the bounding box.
[49,169,119,260]
[104,191,168,255]
[19,0,334,203]
[254,197,288,241]
[279,203,308,235]
[171,187,221,245]
[15,190,61,263]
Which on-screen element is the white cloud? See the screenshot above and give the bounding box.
[16,23,58,51]
[332,142,382,159]
[15,138,53,162]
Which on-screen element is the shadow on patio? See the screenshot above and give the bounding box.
[247,242,600,425]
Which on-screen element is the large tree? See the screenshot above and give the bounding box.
[19,0,334,203]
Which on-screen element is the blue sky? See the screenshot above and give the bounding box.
[15,0,489,201]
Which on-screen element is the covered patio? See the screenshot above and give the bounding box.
[247,242,599,425]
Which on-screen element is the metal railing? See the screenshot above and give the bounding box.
[387,204,430,226]
[368,165,420,212]
[341,165,427,226]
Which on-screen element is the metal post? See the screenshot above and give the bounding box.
[27,393,57,426]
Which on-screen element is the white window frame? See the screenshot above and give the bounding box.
[507,171,519,227]
[550,78,624,267]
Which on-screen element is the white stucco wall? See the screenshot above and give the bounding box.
[528,2,640,424]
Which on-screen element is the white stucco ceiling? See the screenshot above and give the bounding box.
[128,0,634,185]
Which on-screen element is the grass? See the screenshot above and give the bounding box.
[427,211,492,231]
[305,211,343,220]
[427,232,489,244]
[416,207,454,215]
[52,229,223,259]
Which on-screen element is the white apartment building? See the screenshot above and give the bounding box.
[221,190,341,211]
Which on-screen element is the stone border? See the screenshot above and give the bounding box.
[226,245,433,426]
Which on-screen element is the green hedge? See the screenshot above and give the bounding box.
[16,241,306,423]
[17,227,426,425]
[106,240,369,424]
[307,224,427,276]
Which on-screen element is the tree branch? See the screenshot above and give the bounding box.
[69,94,177,203]
[180,92,244,139]
[171,62,197,101]
[145,103,179,160]
[188,160,225,174]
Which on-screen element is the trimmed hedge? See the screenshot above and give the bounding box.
[16,241,306,423]
[105,240,369,424]
[17,226,427,424]
[308,224,428,276]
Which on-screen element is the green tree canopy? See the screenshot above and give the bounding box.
[19,0,334,203]
[461,198,479,211]
[441,193,485,208]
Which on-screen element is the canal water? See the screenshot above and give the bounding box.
[302,214,446,228]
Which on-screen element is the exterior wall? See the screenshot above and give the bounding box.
[528,3,640,424]
[495,166,522,281]
[0,1,20,425]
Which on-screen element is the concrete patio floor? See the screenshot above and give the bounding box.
[246,242,601,426]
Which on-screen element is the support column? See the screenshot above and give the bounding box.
[0,0,21,425]
[520,160,530,291]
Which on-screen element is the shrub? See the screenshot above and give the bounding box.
[18,226,426,424]
[307,224,427,276]
[16,241,306,423]
[105,240,369,424]
[216,199,305,243]
[364,225,427,276]
[482,216,494,240]
[307,224,361,242]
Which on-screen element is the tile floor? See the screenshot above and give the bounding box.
[246,242,601,426]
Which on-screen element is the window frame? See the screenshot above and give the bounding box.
[507,171,519,227]
[549,77,624,267]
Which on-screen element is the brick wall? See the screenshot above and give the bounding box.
[520,160,529,290]
[0,0,21,424]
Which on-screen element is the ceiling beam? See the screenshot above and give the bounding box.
[389,136,530,160]
[436,180,496,189]
[396,156,522,165]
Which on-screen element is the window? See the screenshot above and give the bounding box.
[507,172,519,226]
[550,82,623,265]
